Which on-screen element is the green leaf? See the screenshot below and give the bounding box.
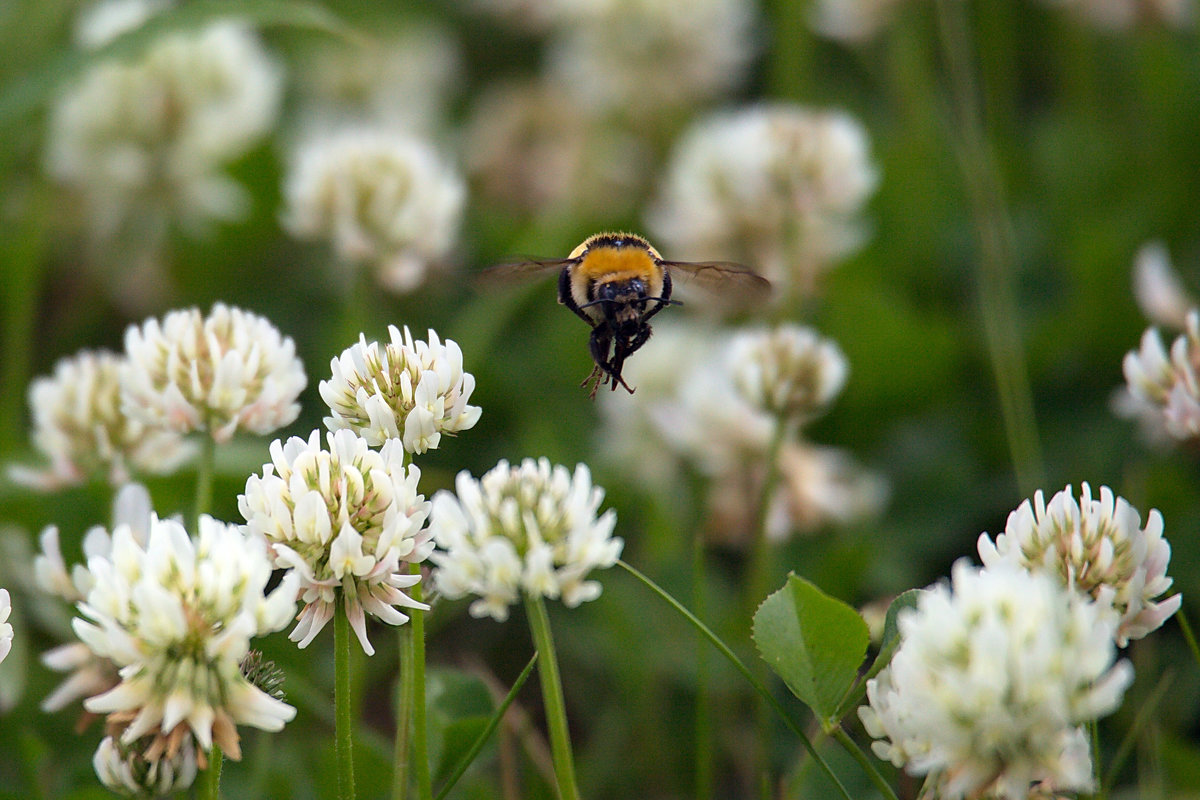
[0,0,362,128]
[753,574,870,727]
[864,589,924,682]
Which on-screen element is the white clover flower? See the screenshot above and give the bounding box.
[8,351,195,490]
[122,303,306,443]
[1122,309,1200,441]
[320,325,481,454]
[1133,242,1194,330]
[74,0,169,48]
[463,79,650,218]
[46,19,282,239]
[238,429,433,655]
[730,325,848,420]
[282,128,465,293]
[74,515,300,762]
[767,442,888,539]
[457,0,580,32]
[36,484,154,712]
[93,732,198,797]
[0,589,12,665]
[809,0,910,42]
[293,25,462,136]
[648,104,878,296]
[545,0,756,121]
[428,458,622,622]
[978,483,1181,646]
[1038,0,1192,30]
[859,560,1133,800]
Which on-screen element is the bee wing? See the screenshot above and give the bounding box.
[477,257,575,286]
[660,260,772,301]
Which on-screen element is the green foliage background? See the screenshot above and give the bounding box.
[1,0,1198,797]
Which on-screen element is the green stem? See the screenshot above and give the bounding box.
[617,560,862,800]
[692,531,713,800]
[747,418,790,797]
[0,185,48,454]
[197,744,223,800]
[434,653,540,800]
[933,0,1044,496]
[1176,606,1200,671]
[830,726,895,800]
[394,622,414,800]
[524,596,580,800]
[193,434,216,525]
[335,598,356,800]
[1102,669,1175,795]
[410,569,432,800]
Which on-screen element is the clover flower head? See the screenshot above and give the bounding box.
[428,458,622,622]
[122,303,306,443]
[808,0,909,42]
[73,514,299,762]
[730,324,848,420]
[649,104,878,295]
[859,560,1133,800]
[239,429,433,655]
[282,128,465,293]
[75,0,169,49]
[320,325,481,454]
[1122,309,1200,442]
[46,17,282,238]
[978,483,1181,646]
[545,0,756,120]
[93,732,198,797]
[35,484,154,713]
[0,589,11,665]
[294,25,462,135]
[9,350,195,490]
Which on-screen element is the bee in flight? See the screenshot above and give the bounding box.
[482,232,770,397]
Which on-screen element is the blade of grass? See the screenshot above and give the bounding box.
[434,653,539,800]
[617,559,873,800]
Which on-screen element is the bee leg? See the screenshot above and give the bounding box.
[584,325,615,399]
[606,338,637,395]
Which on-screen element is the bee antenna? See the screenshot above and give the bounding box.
[579,298,615,310]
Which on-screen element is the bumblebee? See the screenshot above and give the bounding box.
[483,232,770,397]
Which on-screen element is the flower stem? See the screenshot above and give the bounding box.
[831,726,896,800]
[933,0,1044,496]
[394,622,414,800]
[1176,606,1200,671]
[617,559,858,800]
[746,418,790,795]
[434,652,540,800]
[335,598,356,800]
[524,596,580,800]
[692,530,713,800]
[194,434,216,525]
[197,744,224,799]
[410,568,432,800]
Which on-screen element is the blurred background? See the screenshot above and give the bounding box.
[1,0,1199,797]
